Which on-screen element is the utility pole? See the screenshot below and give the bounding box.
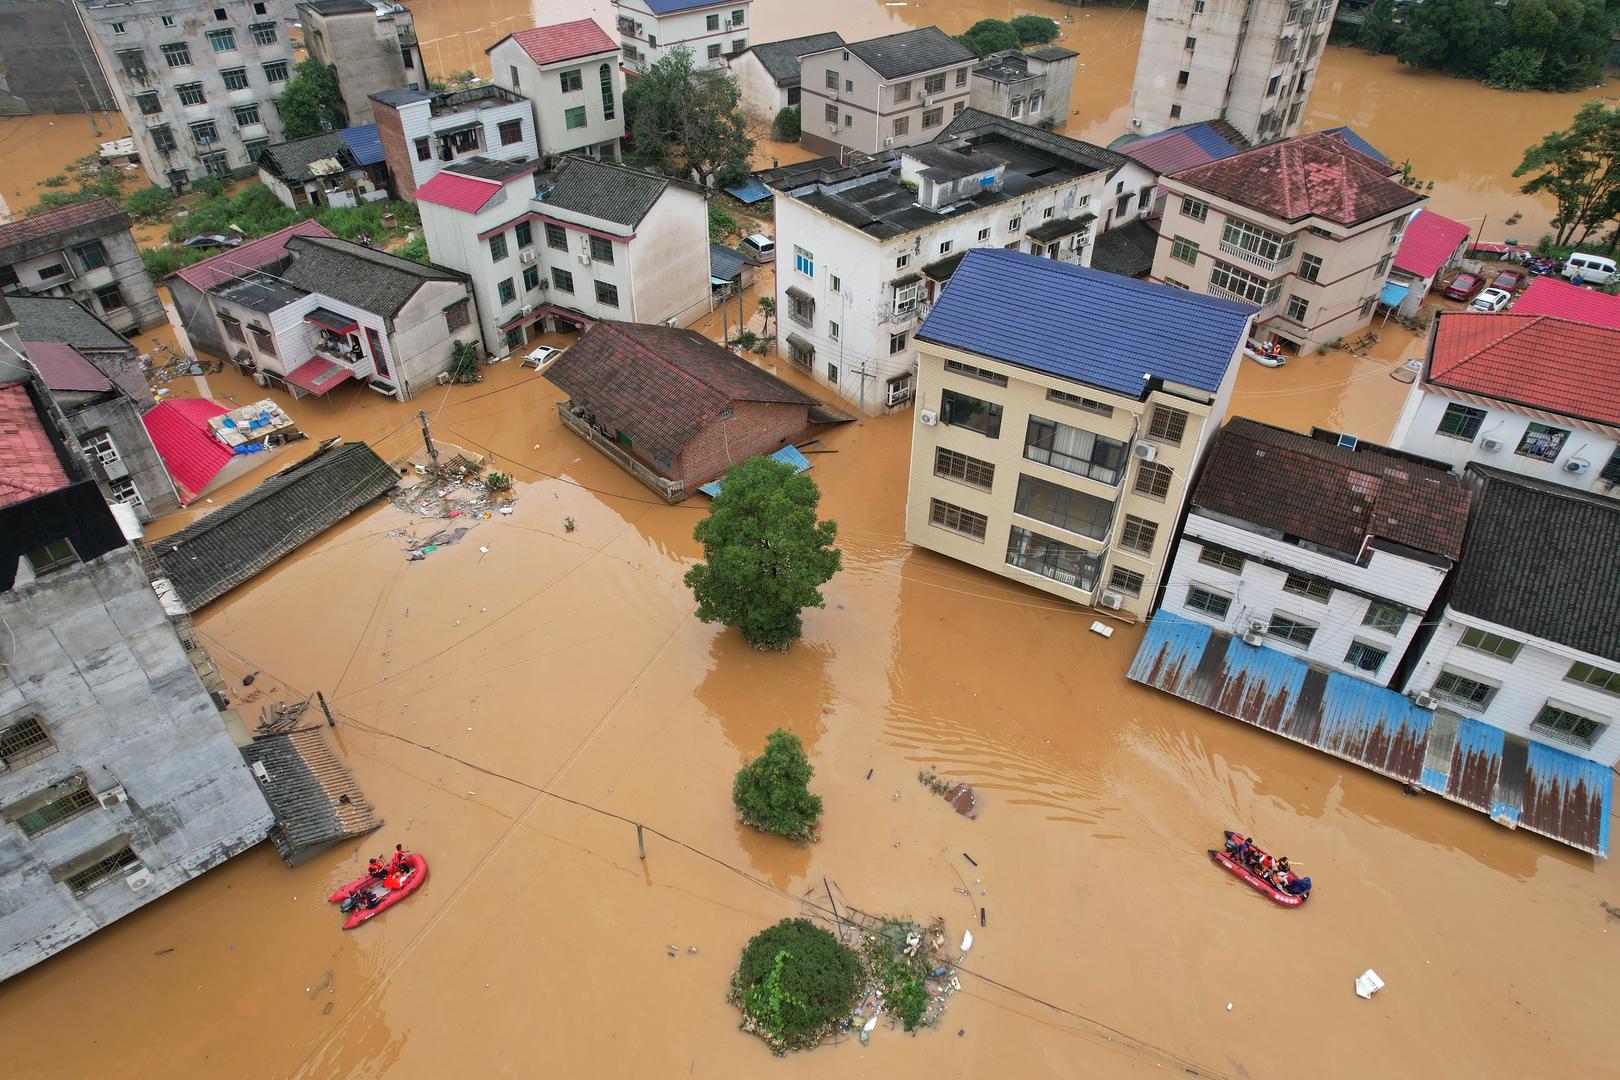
[417,410,438,462]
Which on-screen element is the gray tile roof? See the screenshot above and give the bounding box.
[939,108,1126,173]
[746,32,846,86]
[260,130,358,184]
[537,156,672,229]
[1450,465,1620,661]
[709,243,758,282]
[843,26,975,79]
[281,235,464,317]
[1090,219,1160,279]
[6,295,132,353]
[241,726,381,865]
[151,442,397,611]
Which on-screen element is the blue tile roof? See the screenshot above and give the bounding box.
[640,0,728,13]
[1321,126,1389,166]
[917,249,1254,397]
[338,124,384,167]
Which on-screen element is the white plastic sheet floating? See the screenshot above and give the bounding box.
[1354,969,1385,999]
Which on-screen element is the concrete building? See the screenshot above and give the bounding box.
[905,249,1256,617]
[417,155,710,356]
[76,0,299,189]
[487,20,625,162]
[614,0,751,73]
[256,125,390,208]
[1387,208,1470,318]
[200,234,479,401]
[297,0,422,126]
[370,84,537,200]
[967,46,1077,130]
[0,197,162,334]
[0,0,113,116]
[1131,0,1337,144]
[1151,131,1422,353]
[1161,418,1471,686]
[1389,311,1620,498]
[760,110,1124,414]
[797,27,977,157]
[0,378,272,981]
[545,321,820,501]
[729,31,844,120]
[1403,466,1620,778]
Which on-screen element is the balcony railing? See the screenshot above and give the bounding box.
[1218,239,1291,272]
[1208,284,1279,315]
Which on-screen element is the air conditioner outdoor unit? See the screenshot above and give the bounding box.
[1480,436,1503,452]
[125,868,155,892]
[1098,590,1124,610]
[1241,630,1265,647]
[1130,117,1142,128]
[436,371,453,385]
[921,95,934,107]
[883,137,894,146]
[829,89,839,101]
[1414,691,1439,710]
[519,304,533,316]
[1130,441,1158,462]
[520,249,537,264]
[97,786,128,808]
[918,408,937,426]
[578,253,592,265]
[1564,458,1590,474]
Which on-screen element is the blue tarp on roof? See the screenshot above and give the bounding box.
[724,178,772,204]
[338,124,384,167]
[917,249,1255,397]
[697,443,811,496]
[1322,126,1389,166]
[1128,610,1611,855]
[1379,280,1409,307]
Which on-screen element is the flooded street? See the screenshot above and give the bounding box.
[2,3,1619,1078]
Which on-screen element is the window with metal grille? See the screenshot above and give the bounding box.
[1047,389,1114,416]
[1459,626,1521,661]
[135,92,161,115]
[489,233,508,261]
[1267,613,1316,648]
[1197,542,1244,573]
[545,223,568,251]
[445,300,470,331]
[595,281,619,307]
[1283,572,1332,602]
[17,786,98,837]
[251,21,279,46]
[922,107,943,129]
[177,82,206,106]
[1345,640,1388,674]
[929,498,987,540]
[79,431,119,465]
[1435,402,1486,440]
[207,28,235,52]
[1531,704,1607,748]
[944,359,1006,386]
[1362,601,1404,634]
[934,447,995,490]
[1186,585,1230,617]
[499,119,523,146]
[150,125,176,152]
[1119,515,1157,554]
[64,846,141,895]
[600,64,615,120]
[589,236,614,264]
[109,476,143,507]
[1433,670,1496,709]
[160,42,191,67]
[1134,461,1172,500]
[549,268,574,293]
[1515,422,1569,463]
[1146,405,1188,445]
[0,717,56,768]
[1110,567,1145,596]
[234,104,259,126]
[189,120,218,145]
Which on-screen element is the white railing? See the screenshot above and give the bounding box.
[1218,239,1290,272]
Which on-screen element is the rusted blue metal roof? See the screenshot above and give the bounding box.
[1129,611,1611,856]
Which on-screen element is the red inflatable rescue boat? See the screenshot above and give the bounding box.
[1208,831,1309,908]
[328,852,428,929]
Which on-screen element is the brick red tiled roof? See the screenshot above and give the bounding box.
[544,322,818,464]
[0,196,127,253]
[1427,311,1620,428]
[1192,417,1472,561]
[1170,132,1423,227]
[1392,209,1471,279]
[142,398,232,504]
[1510,275,1620,330]
[169,220,335,292]
[499,19,617,65]
[413,170,503,213]
[0,382,72,508]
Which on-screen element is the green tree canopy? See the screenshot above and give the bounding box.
[1395,0,1499,77]
[772,105,801,141]
[1514,101,1620,245]
[733,728,823,839]
[277,60,344,139]
[684,455,841,650]
[957,18,1021,58]
[731,918,862,1051]
[1357,0,1400,53]
[1010,15,1061,45]
[623,47,754,186]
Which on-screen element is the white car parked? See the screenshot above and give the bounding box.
[1470,287,1512,313]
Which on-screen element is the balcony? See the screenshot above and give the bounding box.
[1217,238,1292,272]
[1208,283,1279,316]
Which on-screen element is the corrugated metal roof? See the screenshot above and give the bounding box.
[142,398,233,503]
[698,443,810,496]
[1129,611,1610,855]
[338,123,385,167]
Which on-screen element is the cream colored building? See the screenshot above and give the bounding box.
[1131,0,1336,143]
[905,248,1255,617]
[797,26,977,157]
[1151,131,1423,354]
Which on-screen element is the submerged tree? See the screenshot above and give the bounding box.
[1010,14,1060,45]
[772,105,801,141]
[1514,102,1620,246]
[1357,0,1400,53]
[623,48,753,187]
[684,455,841,651]
[730,918,861,1051]
[957,18,1021,58]
[277,60,345,139]
[733,728,823,839]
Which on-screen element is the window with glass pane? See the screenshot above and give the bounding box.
[1515,422,1569,462]
[588,236,614,263]
[1023,416,1126,484]
[1566,662,1620,695]
[1147,405,1188,444]
[1459,626,1521,661]
[515,221,532,247]
[940,389,1002,438]
[545,223,568,250]
[595,281,619,306]
[1208,260,1277,305]
[1006,525,1101,591]
[1298,253,1322,282]
[1362,601,1404,634]
[1013,474,1113,539]
[1170,235,1198,264]
[1110,567,1145,595]
[1185,585,1231,617]
[1435,402,1486,440]
[1267,613,1316,648]
[1119,515,1157,553]
[1134,461,1172,499]
[223,66,248,90]
[251,21,278,46]
[489,233,508,261]
[1046,388,1113,416]
[551,267,574,292]
[565,105,586,129]
[1344,640,1388,674]
[794,246,813,276]
[177,82,205,106]
[1181,196,1208,221]
[208,28,235,51]
[1433,670,1496,708]
[161,42,191,67]
[934,447,994,490]
[929,498,988,540]
[1531,704,1607,748]
[1220,218,1293,263]
[79,430,119,464]
[1285,295,1308,323]
[26,538,78,575]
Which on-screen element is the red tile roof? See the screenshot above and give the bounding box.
[1427,311,1620,428]
[498,19,617,65]
[1392,209,1471,279]
[0,383,72,508]
[1510,275,1620,330]
[1171,132,1423,227]
[285,355,356,396]
[413,170,503,213]
[24,341,112,393]
[142,398,232,504]
[0,196,127,252]
[169,220,336,292]
[1193,417,1473,561]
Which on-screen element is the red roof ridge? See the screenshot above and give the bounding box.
[169,219,336,291]
[0,195,126,251]
[599,322,728,405]
[496,19,617,65]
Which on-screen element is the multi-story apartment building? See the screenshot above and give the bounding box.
[730,32,844,120]
[0,196,162,334]
[371,83,538,200]
[417,155,710,356]
[614,0,750,73]
[297,0,422,126]
[761,110,1123,414]
[796,26,976,157]
[1151,131,1422,354]
[905,249,1256,617]
[1390,311,1620,499]
[488,20,625,162]
[0,376,272,981]
[1131,0,1337,143]
[1161,418,1471,686]
[967,46,1077,130]
[76,0,298,189]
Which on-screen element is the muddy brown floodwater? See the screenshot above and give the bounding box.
[2,4,1619,1078]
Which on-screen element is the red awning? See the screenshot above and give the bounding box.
[286,355,356,396]
[305,307,358,333]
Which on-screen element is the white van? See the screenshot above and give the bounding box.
[740,233,775,262]
[1562,252,1617,285]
